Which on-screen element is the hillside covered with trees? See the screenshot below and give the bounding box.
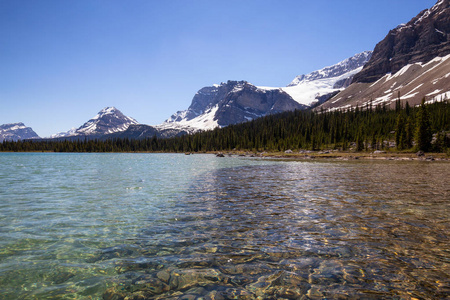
[1,100,449,154]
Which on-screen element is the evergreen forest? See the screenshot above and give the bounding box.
[1,100,449,154]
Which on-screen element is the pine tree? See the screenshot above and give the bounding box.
[395,91,402,113]
[395,114,406,150]
[356,130,364,152]
[415,98,432,152]
[434,131,445,152]
[371,133,377,151]
[405,117,413,149]
[405,101,410,116]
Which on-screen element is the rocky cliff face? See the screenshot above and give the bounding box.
[0,123,40,141]
[176,84,233,122]
[353,0,450,83]
[214,81,306,127]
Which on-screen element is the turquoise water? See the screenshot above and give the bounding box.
[0,153,448,299]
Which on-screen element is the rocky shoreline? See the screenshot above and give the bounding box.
[212,150,450,162]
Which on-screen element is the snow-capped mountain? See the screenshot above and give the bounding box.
[157,51,372,134]
[76,107,138,136]
[0,123,40,141]
[279,51,372,106]
[53,107,139,138]
[321,0,450,111]
[49,128,77,139]
[157,80,306,133]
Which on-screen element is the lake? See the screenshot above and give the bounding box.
[0,153,448,299]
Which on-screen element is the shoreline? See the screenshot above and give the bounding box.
[212,150,450,162]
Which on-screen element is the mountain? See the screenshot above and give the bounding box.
[320,0,450,111]
[53,107,139,138]
[281,51,372,106]
[0,123,40,141]
[156,80,307,133]
[157,51,371,134]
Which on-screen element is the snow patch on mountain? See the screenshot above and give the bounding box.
[283,67,363,105]
[91,107,117,120]
[287,51,373,86]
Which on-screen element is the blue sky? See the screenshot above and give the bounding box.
[0,0,437,137]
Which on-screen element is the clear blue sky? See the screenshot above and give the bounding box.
[0,0,437,137]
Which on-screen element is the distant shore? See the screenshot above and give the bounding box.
[210,150,450,162]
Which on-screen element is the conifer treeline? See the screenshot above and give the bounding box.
[1,100,449,153]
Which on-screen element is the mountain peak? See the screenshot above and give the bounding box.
[100,106,118,114]
[75,107,138,136]
[353,0,450,83]
[93,107,120,119]
[0,122,40,141]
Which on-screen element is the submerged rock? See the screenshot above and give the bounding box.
[130,275,170,294]
[168,268,225,290]
[204,290,225,300]
[103,287,127,300]
[156,270,171,283]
